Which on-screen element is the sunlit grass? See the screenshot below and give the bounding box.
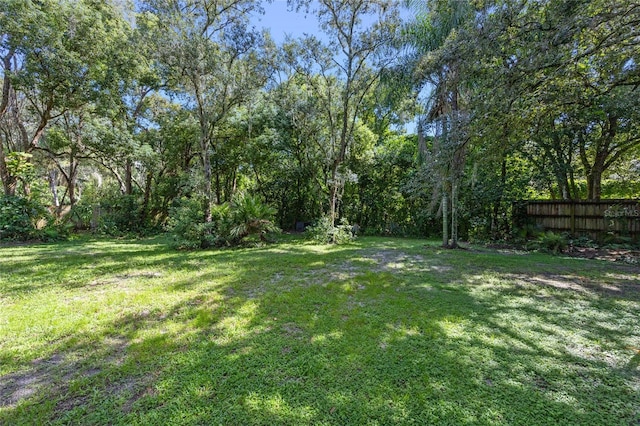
[1,235,639,425]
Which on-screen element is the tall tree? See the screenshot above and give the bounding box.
[466,0,640,200]
[287,0,401,224]
[405,0,474,247]
[141,0,274,222]
[0,0,132,196]
[257,75,330,227]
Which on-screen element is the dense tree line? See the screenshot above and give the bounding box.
[1,0,638,244]
[406,0,639,244]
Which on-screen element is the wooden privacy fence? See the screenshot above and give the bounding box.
[524,199,640,241]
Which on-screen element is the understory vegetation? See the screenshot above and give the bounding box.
[1,236,638,425]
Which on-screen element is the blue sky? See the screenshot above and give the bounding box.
[255,1,321,43]
[254,1,418,134]
[255,1,414,43]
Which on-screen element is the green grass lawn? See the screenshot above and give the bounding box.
[1,235,639,425]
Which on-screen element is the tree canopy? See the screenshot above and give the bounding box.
[1,0,638,244]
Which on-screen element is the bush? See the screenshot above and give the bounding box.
[0,196,36,240]
[527,231,568,254]
[32,223,70,242]
[228,194,280,244]
[568,235,599,249]
[166,195,280,249]
[306,217,356,245]
[98,194,144,235]
[513,223,542,243]
[166,198,225,249]
[0,195,66,241]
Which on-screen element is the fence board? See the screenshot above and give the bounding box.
[524,200,640,241]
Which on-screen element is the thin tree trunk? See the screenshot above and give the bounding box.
[0,51,16,196]
[417,120,428,163]
[140,171,153,225]
[68,171,76,206]
[492,158,507,238]
[330,183,339,226]
[68,150,78,206]
[0,136,15,196]
[194,72,212,222]
[230,169,237,200]
[49,169,60,209]
[125,158,133,196]
[569,168,578,201]
[329,163,340,226]
[442,190,448,248]
[202,137,212,222]
[450,181,458,248]
[214,157,221,205]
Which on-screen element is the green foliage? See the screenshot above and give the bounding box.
[512,223,542,244]
[306,216,356,245]
[568,235,599,249]
[166,198,223,249]
[166,194,279,249]
[0,195,66,241]
[66,203,94,231]
[97,194,144,235]
[528,231,568,254]
[0,196,41,240]
[244,78,328,229]
[228,194,280,243]
[600,178,640,199]
[602,233,637,249]
[4,0,133,111]
[2,0,638,251]
[344,134,421,236]
[4,152,35,179]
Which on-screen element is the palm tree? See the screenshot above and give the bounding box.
[405,0,473,248]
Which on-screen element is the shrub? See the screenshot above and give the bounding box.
[0,196,36,240]
[306,216,356,245]
[568,235,598,249]
[98,194,143,235]
[0,195,66,241]
[166,195,280,249]
[166,198,222,249]
[513,223,542,243]
[228,194,280,244]
[32,223,70,242]
[66,203,94,230]
[528,231,568,254]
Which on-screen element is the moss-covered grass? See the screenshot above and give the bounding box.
[1,235,639,425]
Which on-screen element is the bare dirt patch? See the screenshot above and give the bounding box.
[565,247,640,264]
[0,353,70,408]
[89,271,163,287]
[299,249,451,286]
[509,271,640,296]
[281,323,304,338]
[0,338,129,409]
[366,250,438,272]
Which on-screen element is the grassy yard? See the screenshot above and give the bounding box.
[0,235,639,425]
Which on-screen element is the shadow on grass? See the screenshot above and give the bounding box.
[0,236,373,297]
[1,237,639,424]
